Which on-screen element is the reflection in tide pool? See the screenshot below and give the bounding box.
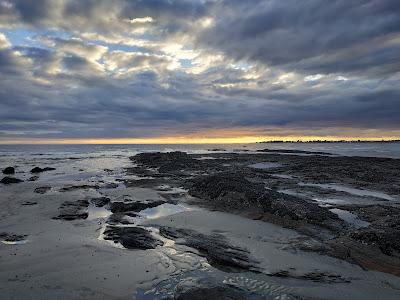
[1,240,29,245]
[329,208,370,228]
[138,203,192,220]
[88,205,113,220]
[248,162,282,170]
[299,182,395,201]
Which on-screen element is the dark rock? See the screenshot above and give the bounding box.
[90,197,111,207]
[0,232,27,242]
[53,200,89,220]
[103,226,163,249]
[28,176,39,181]
[131,151,204,173]
[159,226,259,272]
[34,186,51,194]
[327,236,400,276]
[1,177,23,184]
[59,184,99,192]
[107,213,135,225]
[333,204,400,256]
[270,270,350,283]
[22,201,38,206]
[2,167,15,174]
[301,271,350,283]
[187,172,343,232]
[349,227,400,256]
[174,277,263,300]
[30,167,56,173]
[109,200,165,213]
[102,182,119,189]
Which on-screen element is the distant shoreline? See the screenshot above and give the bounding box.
[258,140,400,144]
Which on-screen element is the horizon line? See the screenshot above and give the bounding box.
[1,136,400,145]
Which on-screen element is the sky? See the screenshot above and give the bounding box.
[0,0,399,144]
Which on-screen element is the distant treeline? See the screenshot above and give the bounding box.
[258,140,400,143]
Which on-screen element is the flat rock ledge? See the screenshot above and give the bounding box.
[103,226,163,250]
[53,200,89,220]
[159,226,260,272]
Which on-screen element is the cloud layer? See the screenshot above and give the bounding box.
[0,0,399,141]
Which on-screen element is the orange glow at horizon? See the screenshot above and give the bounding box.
[1,135,399,145]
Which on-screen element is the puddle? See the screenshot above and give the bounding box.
[248,162,282,170]
[299,183,395,201]
[1,240,29,245]
[138,203,192,221]
[329,208,370,228]
[272,174,294,179]
[313,198,352,206]
[87,204,113,220]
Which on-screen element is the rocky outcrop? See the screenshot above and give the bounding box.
[173,277,264,300]
[159,226,259,272]
[90,197,111,207]
[34,186,51,194]
[1,177,23,184]
[109,200,165,213]
[53,200,89,220]
[30,167,56,173]
[59,184,99,192]
[103,226,163,249]
[187,172,344,232]
[2,167,15,174]
[131,151,203,173]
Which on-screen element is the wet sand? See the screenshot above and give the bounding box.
[1,148,400,299]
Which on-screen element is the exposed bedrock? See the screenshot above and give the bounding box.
[90,197,111,207]
[103,226,163,250]
[130,151,224,175]
[53,200,89,220]
[109,200,165,213]
[2,166,15,174]
[30,167,56,173]
[1,176,23,184]
[174,277,265,300]
[186,172,344,233]
[159,226,260,272]
[34,186,51,194]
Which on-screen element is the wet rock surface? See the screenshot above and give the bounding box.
[174,277,265,300]
[130,151,400,277]
[2,166,15,174]
[22,201,38,206]
[109,200,165,213]
[0,232,27,242]
[103,226,163,249]
[1,176,23,184]
[90,197,111,207]
[53,200,89,220]
[107,213,136,225]
[30,167,56,173]
[270,270,351,283]
[131,151,200,173]
[34,186,51,194]
[59,184,99,192]
[159,226,259,272]
[187,172,344,233]
[28,175,39,181]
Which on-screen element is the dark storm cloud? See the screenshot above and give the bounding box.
[0,0,399,140]
[199,0,400,75]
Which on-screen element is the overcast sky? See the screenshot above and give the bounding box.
[0,0,399,142]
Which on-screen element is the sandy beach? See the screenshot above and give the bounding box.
[1,145,400,299]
